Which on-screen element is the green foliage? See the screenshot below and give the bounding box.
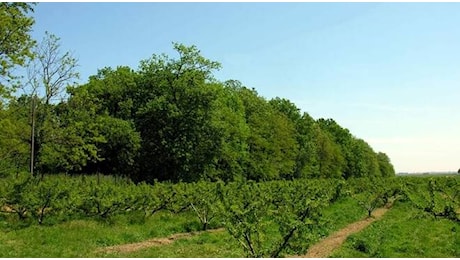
[217,179,339,257]
[403,177,459,222]
[377,152,396,177]
[134,181,174,218]
[0,172,33,220]
[0,2,35,98]
[185,181,222,230]
[27,176,71,224]
[292,113,321,178]
[2,174,457,257]
[347,178,401,217]
[73,177,133,219]
[1,41,395,182]
[268,180,331,257]
[36,102,105,173]
[235,87,298,180]
[0,100,30,175]
[315,127,345,178]
[0,173,71,224]
[317,118,391,179]
[87,116,141,176]
[206,82,250,181]
[331,201,460,258]
[218,181,270,257]
[135,44,222,182]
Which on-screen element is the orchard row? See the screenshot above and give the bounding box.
[1,174,458,256]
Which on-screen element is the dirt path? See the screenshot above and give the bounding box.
[293,206,391,258]
[95,228,225,255]
[95,206,392,257]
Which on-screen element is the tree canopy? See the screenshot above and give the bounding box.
[0,3,36,101]
[0,33,396,182]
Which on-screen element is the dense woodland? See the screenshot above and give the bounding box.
[0,3,395,182]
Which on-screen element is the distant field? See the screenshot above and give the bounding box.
[397,172,459,177]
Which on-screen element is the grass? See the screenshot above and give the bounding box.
[321,196,368,233]
[96,196,368,258]
[330,201,460,258]
[11,194,446,258]
[0,210,204,257]
[0,196,367,257]
[100,229,245,258]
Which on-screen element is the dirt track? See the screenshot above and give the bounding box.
[95,206,391,257]
[95,228,225,255]
[293,207,390,258]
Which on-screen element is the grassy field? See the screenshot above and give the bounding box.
[0,196,366,258]
[98,196,368,258]
[1,176,458,258]
[331,201,460,258]
[0,210,205,257]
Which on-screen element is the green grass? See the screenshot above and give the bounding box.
[331,201,460,258]
[101,229,245,258]
[96,196,368,258]
[0,210,204,257]
[0,196,367,258]
[321,196,368,233]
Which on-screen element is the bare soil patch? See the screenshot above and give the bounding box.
[292,206,390,258]
[95,228,225,255]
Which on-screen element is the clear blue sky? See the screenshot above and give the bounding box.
[30,2,460,173]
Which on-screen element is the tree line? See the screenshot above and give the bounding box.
[0,3,395,183]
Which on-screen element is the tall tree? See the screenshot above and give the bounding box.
[206,80,250,181]
[27,32,79,105]
[25,32,79,176]
[236,87,298,180]
[269,98,323,178]
[314,126,344,178]
[377,152,395,177]
[135,43,222,182]
[0,3,36,102]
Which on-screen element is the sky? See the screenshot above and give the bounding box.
[30,2,460,173]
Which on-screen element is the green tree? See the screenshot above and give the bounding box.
[85,116,141,176]
[315,126,345,178]
[377,152,395,177]
[0,97,30,176]
[135,43,222,182]
[36,101,105,174]
[317,118,353,178]
[347,138,381,178]
[64,67,141,177]
[268,97,302,123]
[206,80,250,181]
[0,3,36,100]
[295,113,322,178]
[71,66,139,120]
[24,32,79,176]
[236,87,298,180]
[317,118,390,178]
[269,98,323,179]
